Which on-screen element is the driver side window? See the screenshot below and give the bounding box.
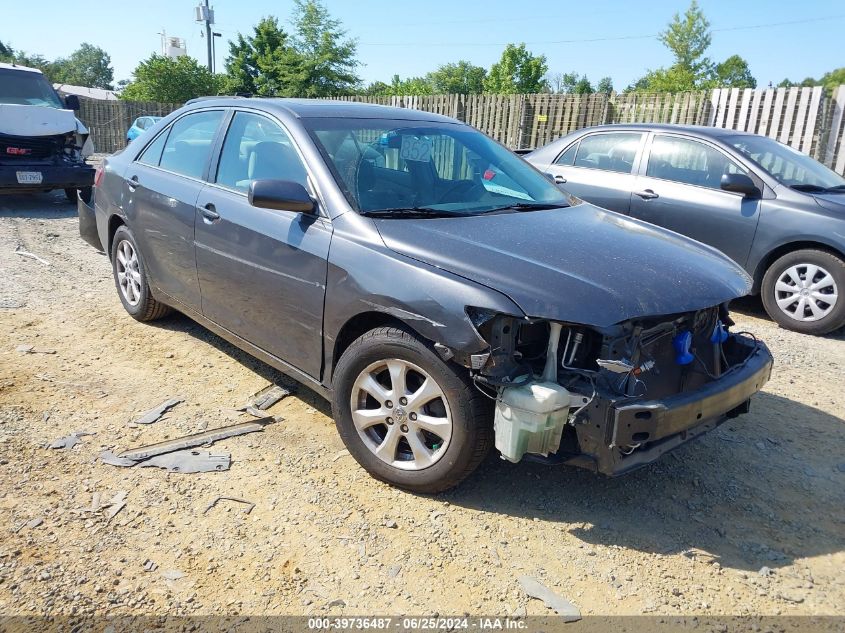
[215,112,308,193]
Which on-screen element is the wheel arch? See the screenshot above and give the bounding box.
[329,311,429,384]
[752,240,845,293]
[107,214,126,257]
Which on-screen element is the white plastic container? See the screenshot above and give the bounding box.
[494,381,571,463]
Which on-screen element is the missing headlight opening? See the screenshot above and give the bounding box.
[472,305,770,475]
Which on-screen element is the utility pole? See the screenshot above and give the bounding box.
[195,1,214,71]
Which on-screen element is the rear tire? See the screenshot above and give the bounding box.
[110,225,172,322]
[761,248,845,335]
[331,326,492,493]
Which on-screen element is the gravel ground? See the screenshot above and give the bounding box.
[0,191,843,620]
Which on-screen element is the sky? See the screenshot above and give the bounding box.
[2,0,844,89]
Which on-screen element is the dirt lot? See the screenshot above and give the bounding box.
[0,191,844,621]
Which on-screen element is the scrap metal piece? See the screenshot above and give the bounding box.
[117,417,275,462]
[136,397,183,425]
[138,449,231,473]
[16,344,56,354]
[99,450,139,467]
[14,247,50,267]
[518,576,581,622]
[249,383,292,410]
[48,430,94,450]
[104,490,127,522]
[203,496,255,515]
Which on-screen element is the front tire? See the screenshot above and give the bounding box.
[761,248,845,335]
[331,326,492,493]
[110,225,172,322]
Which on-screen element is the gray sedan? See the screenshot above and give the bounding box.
[77,100,771,492]
[527,124,845,335]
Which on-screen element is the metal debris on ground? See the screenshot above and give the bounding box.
[99,451,138,467]
[14,246,51,266]
[244,405,267,418]
[116,417,276,462]
[143,559,158,572]
[48,430,94,450]
[25,517,44,529]
[203,496,255,515]
[16,344,56,354]
[137,449,231,473]
[135,397,183,425]
[104,490,128,522]
[248,383,293,410]
[518,576,581,622]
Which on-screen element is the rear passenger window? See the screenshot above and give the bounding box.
[158,110,224,179]
[647,136,747,190]
[137,130,168,166]
[574,133,642,174]
[215,112,308,192]
[555,142,578,166]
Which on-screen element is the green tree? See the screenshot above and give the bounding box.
[51,43,114,89]
[711,55,756,89]
[0,40,12,58]
[121,55,223,102]
[659,0,712,82]
[596,76,614,93]
[425,61,486,94]
[484,43,548,94]
[224,17,305,96]
[290,0,360,96]
[780,68,845,96]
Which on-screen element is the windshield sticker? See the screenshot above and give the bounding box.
[400,136,432,162]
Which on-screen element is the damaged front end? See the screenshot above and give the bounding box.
[468,305,773,476]
[0,104,95,195]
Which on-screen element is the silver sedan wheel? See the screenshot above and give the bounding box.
[350,359,453,471]
[774,263,839,322]
[115,239,142,307]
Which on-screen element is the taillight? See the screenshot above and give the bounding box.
[483,169,495,181]
[94,164,105,189]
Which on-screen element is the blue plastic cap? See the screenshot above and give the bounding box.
[710,319,729,344]
[672,331,695,365]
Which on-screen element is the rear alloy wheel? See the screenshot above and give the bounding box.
[762,249,845,335]
[110,225,172,322]
[332,326,492,493]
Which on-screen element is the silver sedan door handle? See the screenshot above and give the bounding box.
[200,203,220,223]
[634,189,659,200]
[554,175,567,184]
[126,175,139,191]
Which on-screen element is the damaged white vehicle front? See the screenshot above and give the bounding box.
[0,62,94,201]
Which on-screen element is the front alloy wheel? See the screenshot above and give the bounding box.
[332,326,492,493]
[350,358,453,470]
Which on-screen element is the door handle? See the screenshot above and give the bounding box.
[634,189,659,200]
[554,175,567,184]
[200,203,220,223]
[126,175,139,191]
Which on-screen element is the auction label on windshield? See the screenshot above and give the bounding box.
[16,171,43,185]
[400,136,432,162]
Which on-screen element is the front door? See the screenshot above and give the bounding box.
[194,111,332,378]
[124,109,225,311]
[544,131,645,214]
[629,134,762,267]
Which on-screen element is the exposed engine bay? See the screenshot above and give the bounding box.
[467,304,773,475]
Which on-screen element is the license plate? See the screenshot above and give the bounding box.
[16,171,43,184]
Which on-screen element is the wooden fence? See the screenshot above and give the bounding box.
[79,86,845,174]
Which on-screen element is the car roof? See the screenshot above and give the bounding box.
[0,62,43,74]
[575,123,755,138]
[182,96,460,123]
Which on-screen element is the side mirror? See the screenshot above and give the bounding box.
[248,179,315,214]
[64,95,81,111]
[721,172,759,198]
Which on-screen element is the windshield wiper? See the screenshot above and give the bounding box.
[823,184,845,193]
[481,202,570,214]
[359,206,462,219]
[790,183,845,193]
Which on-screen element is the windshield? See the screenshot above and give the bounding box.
[0,69,64,108]
[727,134,845,191]
[304,118,569,216]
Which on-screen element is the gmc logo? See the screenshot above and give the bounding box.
[6,147,32,155]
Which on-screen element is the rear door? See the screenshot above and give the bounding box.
[543,131,645,214]
[629,134,761,266]
[123,109,226,311]
[194,110,332,378]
